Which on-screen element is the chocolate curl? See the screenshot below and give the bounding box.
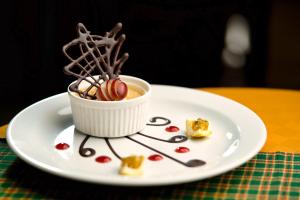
[62,22,129,99]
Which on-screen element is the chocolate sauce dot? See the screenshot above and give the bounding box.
[55,143,70,150]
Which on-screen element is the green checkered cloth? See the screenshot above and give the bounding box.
[1,141,299,199]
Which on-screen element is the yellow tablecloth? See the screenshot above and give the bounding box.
[0,124,7,139]
[1,87,300,199]
[201,87,300,153]
[2,87,300,153]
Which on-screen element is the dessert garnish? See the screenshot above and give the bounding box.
[148,154,163,161]
[165,125,180,132]
[186,118,212,138]
[175,146,190,153]
[119,155,144,176]
[96,78,128,101]
[62,22,129,100]
[55,143,70,150]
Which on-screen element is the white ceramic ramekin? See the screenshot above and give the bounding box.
[68,75,151,138]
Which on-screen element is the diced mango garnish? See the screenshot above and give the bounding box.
[119,155,144,176]
[186,118,212,138]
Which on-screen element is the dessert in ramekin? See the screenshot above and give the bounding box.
[62,22,151,138]
[68,75,151,137]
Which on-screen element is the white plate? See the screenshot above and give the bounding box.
[7,85,267,186]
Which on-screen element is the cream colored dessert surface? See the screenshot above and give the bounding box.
[73,82,144,100]
[125,84,144,100]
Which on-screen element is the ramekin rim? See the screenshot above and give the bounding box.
[67,75,151,104]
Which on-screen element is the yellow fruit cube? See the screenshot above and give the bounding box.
[186,118,212,138]
[119,155,144,176]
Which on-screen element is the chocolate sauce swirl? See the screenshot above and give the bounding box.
[126,136,206,167]
[79,135,96,157]
[137,132,187,143]
[147,117,171,126]
[76,116,206,168]
[104,138,122,160]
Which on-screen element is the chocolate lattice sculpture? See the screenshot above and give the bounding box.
[63,23,129,99]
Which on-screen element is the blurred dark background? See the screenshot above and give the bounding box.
[1,0,300,124]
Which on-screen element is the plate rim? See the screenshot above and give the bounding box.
[7,85,267,186]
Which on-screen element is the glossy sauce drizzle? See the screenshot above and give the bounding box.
[165,126,180,132]
[55,143,70,150]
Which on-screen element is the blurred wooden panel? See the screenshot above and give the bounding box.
[267,1,300,89]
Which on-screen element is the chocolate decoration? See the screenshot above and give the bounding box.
[185,159,206,167]
[76,116,206,168]
[168,135,188,143]
[126,136,206,168]
[62,23,129,99]
[104,138,122,160]
[137,132,187,143]
[146,117,171,126]
[79,135,96,157]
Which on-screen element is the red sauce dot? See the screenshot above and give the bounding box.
[175,146,190,153]
[95,156,112,163]
[55,143,70,150]
[148,154,163,161]
[165,126,180,132]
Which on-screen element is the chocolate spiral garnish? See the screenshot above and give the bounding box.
[137,132,187,143]
[146,117,171,126]
[79,135,96,157]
